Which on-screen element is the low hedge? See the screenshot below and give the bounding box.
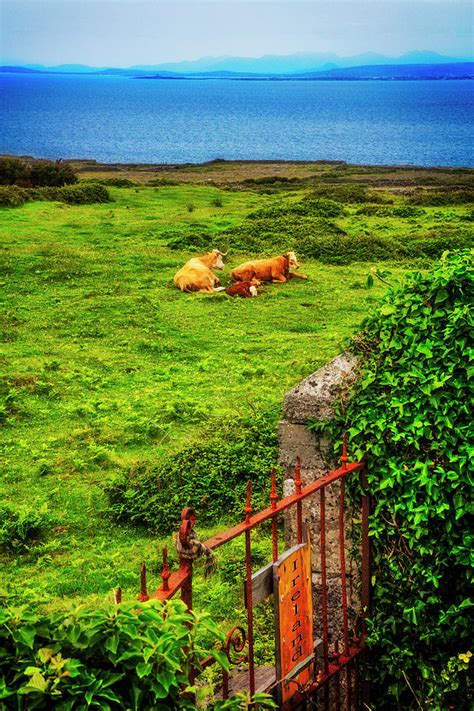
[0,183,112,207]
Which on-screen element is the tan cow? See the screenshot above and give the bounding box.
[173,250,227,293]
[231,251,307,284]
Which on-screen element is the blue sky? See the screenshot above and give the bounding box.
[1,1,472,67]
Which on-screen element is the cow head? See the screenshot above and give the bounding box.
[211,249,227,270]
[286,251,300,270]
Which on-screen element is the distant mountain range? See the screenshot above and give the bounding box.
[1,51,473,80]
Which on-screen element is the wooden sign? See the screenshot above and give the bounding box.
[273,539,313,704]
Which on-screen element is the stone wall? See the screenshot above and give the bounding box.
[278,353,359,643]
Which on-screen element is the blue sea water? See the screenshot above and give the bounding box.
[1,74,473,166]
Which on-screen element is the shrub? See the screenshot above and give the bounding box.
[0,158,78,187]
[315,250,473,708]
[404,231,474,259]
[297,233,409,264]
[0,601,276,709]
[104,414,279,534]
[0,183,112,207]
[220,214,346,256]
[27,160,78,187]
[0,503,54,552]
[248,198,345,220]
[305,183,388,204]
[300,196,346,217]
[0,158,27,185]
[0,185,27,207]
[55,183,111,204]
[166,230,215,252]
[90,177,137,187]
[0,600,212,708]
[387,205,425,218]
[408,189,474,206]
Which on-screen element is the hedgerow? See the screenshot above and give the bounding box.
[0,600,276,709]
[312,250,473,708]
[0,183,112,207]
[104,414,279,534]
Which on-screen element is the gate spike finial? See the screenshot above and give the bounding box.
[138,562,150,602]
[161,546,171,592]
[244,481,253,524]
[270,468,278,510]
[341,432,349,470]
[295,456,302,494]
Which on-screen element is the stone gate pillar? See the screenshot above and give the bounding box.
[278,353,359,643]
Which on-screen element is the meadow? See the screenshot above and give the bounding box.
[1,160,472,625]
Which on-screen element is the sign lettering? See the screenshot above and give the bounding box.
[273,539,314,704]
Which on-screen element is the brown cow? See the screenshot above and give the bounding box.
[225,279,260,298]
[231,251,307,284]
[173,250,227,293]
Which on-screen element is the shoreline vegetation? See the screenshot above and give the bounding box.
[1,155,473,184]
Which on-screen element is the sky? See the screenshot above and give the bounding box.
[1,0,472,67]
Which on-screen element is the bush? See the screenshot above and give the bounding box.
[408,189,474,206]
[404,230,474,259]
[0,503,54,552]
[23,183,112,205]
[317,250,473,708]
[300,196,346,217]
[248,197,345,220]
[166,230,215,252]
[90,177,137,187]
[28,160,78,187]
[305,183,388,204]
[0,183,112,207]
[0,158,27,185]
[298,233,409,264]
[0,158,78,187]
[0,185,27,207]
[55,183,111,204]
[104,414,279,534]
[0,601,276,709]
[220,214,346,256]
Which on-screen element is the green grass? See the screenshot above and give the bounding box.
[1,178,472,615]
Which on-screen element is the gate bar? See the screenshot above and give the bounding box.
[204,461,363,551]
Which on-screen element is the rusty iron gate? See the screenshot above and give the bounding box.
[135,440,370,709]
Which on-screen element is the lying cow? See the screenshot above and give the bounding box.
[231,251,307,284]
[173,250,227,293]
[225,279,260,298]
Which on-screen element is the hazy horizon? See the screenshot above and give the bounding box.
[1,1,472,68]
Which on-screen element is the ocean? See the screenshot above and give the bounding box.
[1,73,473,166]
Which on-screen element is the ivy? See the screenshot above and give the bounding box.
[312,250,473,708]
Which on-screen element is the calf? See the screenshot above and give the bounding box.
[225,279,260,298]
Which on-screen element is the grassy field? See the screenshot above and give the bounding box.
[1,161,473,620]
